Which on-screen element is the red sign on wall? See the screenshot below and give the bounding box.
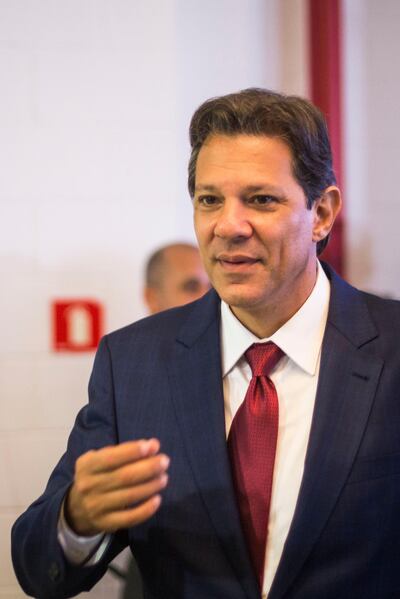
[52,300,103,352]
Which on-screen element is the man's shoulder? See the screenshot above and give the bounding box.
[324,262,400,307]
[105,288,220,350]
[324,261,400,340]
[333,269,400,311]
[360,287,400,326]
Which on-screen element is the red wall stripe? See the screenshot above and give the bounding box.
[309,0,344,275]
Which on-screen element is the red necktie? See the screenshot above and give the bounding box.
[228,342,283,590]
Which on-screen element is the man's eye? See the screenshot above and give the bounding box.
[197,195,218,206]
[181,279,201,293]
[249,195,277,206]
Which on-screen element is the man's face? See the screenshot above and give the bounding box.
[193,134,332,335]
[146,246,210,314]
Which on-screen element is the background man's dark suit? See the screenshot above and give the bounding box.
[11,264,400,598]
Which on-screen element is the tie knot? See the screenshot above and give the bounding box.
[245,342,283,377]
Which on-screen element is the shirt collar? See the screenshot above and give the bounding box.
[220,260,330,377]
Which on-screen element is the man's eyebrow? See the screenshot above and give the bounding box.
[194,184,219,193]
[194,183,285,195]
[241,184,283,194]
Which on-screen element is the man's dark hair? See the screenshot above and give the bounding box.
[188,88,336,254]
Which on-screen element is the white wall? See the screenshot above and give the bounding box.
[0,1,292,596]
[343,0,400,296]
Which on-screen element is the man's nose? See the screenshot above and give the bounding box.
[214,199,252,240]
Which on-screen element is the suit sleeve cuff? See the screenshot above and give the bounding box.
[57,497,111,566]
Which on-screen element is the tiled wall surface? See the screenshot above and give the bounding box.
[1,0,282,596]
[343,0,400,297]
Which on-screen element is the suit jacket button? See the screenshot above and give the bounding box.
[48,562,60,581]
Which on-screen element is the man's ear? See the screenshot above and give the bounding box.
[144,287,160,315]
[312,186,342,244]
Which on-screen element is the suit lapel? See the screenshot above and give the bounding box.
[269,266,384,598]
[166,290,259,599]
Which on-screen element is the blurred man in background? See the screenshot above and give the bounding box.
[143,242,210,314]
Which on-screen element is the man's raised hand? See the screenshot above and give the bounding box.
[65,438,169,536]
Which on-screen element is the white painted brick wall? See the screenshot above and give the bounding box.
[0,0,279,596]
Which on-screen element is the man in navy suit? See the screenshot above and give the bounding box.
[12,89,400,598]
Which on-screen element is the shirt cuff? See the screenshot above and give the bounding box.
[57,498,111,566]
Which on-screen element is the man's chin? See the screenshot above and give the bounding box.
[216,287,266,311]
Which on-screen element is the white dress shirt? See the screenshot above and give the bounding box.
[221,261,330,597]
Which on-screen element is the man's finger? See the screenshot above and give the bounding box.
[82,474,169,518]
[89,454,170,493]
[77,438,161,475]
[94,494,163,533]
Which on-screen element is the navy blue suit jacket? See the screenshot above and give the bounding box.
[12,264,400,598]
